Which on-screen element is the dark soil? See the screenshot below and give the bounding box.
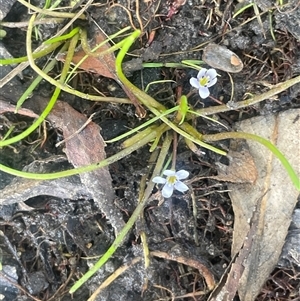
[0,0,299,301]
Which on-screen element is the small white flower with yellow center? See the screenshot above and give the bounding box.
[152,169,189,198]
[189,68,217,99]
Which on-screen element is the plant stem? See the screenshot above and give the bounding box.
[17,0,86,19]
[194,75,300,117]
[115,30,166,111]
[0,123,163,179]
[0,41,63,65]
[115,30,226,155]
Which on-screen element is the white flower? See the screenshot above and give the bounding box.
[152,169,189,198]
[189,68,217,99]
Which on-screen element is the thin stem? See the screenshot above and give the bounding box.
[151,106,227,155]
[15,54,59,112]
[0,41,63,65]
[171,132,178,170]
[0,18,64,28]
[0,124,162,180]
[115,30,166,111]
[115,30,226,155]
[194,75,300,117]
[43,27,80,44]
[17,0,86,19]
[106,106,179,143]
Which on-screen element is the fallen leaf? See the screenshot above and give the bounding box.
[208,196,261,301]
[56,30,146,117]
[214,148,257,184]
[228,109,300,301]
[48,101,125,234]
[202,43,243,73]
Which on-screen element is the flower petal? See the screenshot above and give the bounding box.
[198,86,210,99]
[162,183,174,198]
[175,170,189,180]
[207,76,217,87]
[189,77,200,89]
[174,181,189,192]
[197,68,207,79]
[206,68,217,79]
[163,170,176,176]
[152,176,166,184]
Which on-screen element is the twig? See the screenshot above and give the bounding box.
[55,113,96,147]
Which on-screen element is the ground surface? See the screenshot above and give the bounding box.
[0,0,300,301]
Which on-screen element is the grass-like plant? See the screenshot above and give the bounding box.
[70,29,300,294]
[0,8,299,295]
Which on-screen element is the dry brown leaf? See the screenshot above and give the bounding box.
[227,109,300,301]
[48,101,125,234]
[214,148,258,184]
[208,192,266,301]
[57,31,146,117]
[202,43,243,73]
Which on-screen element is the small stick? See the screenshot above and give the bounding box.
[55,113,96,147]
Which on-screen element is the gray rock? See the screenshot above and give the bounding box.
[0,0,17,21]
